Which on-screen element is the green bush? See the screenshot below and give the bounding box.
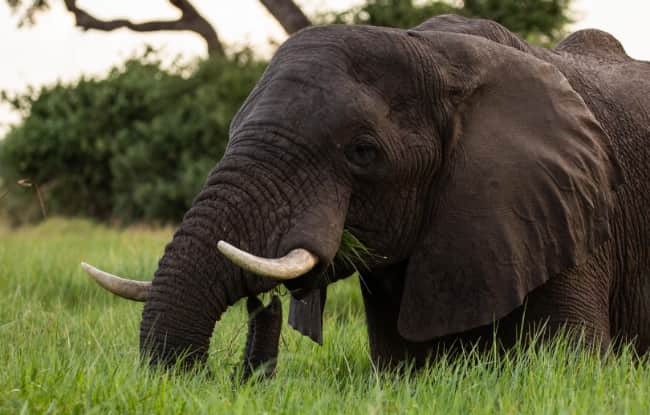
[0,51,266,224]
[324,0,572,46]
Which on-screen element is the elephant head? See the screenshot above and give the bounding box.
[82,19,619,369]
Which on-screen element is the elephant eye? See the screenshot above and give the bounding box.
[345,142,379,168]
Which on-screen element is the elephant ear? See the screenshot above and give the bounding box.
[397,39,622,342]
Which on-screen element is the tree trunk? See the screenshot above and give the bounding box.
[62,0,314,57]
[259,0,312,34]
[64,0,226,57]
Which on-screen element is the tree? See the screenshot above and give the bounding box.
[259,0,310,34]
[7,1,573,53]
[7,1,575,53]
[464,0,573,45]
[5,0,312,57]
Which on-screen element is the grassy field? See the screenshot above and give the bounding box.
[1,218,648,414]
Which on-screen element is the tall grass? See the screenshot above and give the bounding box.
[1,219,648,414]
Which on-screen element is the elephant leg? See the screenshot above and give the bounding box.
[522,252,612,355]
[235,295,283,382]
[360,263,431,370]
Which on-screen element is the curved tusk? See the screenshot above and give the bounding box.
[217,241,318,280]
[80,262,151,301]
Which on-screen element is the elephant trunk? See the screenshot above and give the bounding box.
[137,146,348,367]
[139,175,280,367]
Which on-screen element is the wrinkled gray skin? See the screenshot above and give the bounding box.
[139,15,650,370]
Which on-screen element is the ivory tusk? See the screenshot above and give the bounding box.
[217,241,318,280]
[80,262,151,301]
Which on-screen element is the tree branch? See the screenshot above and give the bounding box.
[63,0,224,56]
[259,0,311,34]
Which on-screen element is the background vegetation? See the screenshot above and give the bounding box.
[1,220,648,414]
[0,0,573,225]
[0,52,265,224]
[328,0,572,46]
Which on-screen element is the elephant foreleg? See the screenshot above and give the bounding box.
[360,263,431,370]
[236,295,282,382]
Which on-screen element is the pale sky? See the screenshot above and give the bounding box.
[1,0,649,135]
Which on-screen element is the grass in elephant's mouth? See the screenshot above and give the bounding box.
[332,228,383,290]
[335,228,373,273]
[2,218,649,415]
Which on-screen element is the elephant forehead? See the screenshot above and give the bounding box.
[230,25,422,142]
[235,75,391,143]
[276,24,407,67]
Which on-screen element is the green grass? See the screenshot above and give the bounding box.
[336,228,376,273]
[1,218,649,414]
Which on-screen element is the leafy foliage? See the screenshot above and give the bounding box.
[325,0,458,28]
[464,0,573,46]
[326,0,573,46]
[0,52,266,224]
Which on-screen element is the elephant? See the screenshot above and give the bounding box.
[81,14,650,373]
